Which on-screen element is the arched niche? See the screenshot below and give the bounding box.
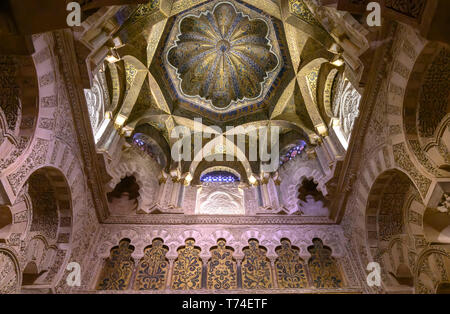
[0,246,21,294]
[296,177,329,216]
[279,155,328,214]
[329,71,362,149]
[130,123,170,170]
[365,169,420,291]
[415,248,450,294]
[206,238,237,290]
[21,235,59,287]
[83,70,111,143]
[22,260,39,286]
[106,146,161,214]
[0,205,13,239]
[279,139,307,167]
[0,55,39,165]
[274,238,308,288]
[423,209,450,244]
[241,238,272,289]
[195,167,245,215]
[382,237,414,290]
[366,169,418,249]
[27,168,72,241]
[171,238,203,290]
[403,42,450,175]
[107,175,140,215]
[134,238,169,291]
[96,238,135,291]
[307,238,343,288]
[17,167,73,288]
[0,189,31,245]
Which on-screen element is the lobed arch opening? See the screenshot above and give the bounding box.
[403,41,450,175]
[0,54,39,165]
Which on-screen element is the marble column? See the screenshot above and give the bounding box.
[166,258,175,290]
[169,177,181,209]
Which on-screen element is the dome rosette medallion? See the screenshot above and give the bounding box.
[165,1,282,111]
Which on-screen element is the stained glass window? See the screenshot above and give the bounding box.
[200,171,240,183]
[133,133,157,157]
[96,238,135,290]
[279,141,307,166]
[131,133,166,168]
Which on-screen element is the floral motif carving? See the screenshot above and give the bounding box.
[0,250,19,294]
[206,239,237,290]
[171,239,203,290]
[241,239,273,289]
[134,238,169,290]
[308,238,343,288]
[96,239,135,290]
[275,239,308,288]
[385,0,425,19]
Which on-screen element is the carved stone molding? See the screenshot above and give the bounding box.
[104,214,334,225]
[74,287,362,294]
[332,22,397,221]
[52,30,110,221]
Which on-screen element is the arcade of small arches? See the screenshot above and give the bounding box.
[0,0,449,294]
[95,237,343,292]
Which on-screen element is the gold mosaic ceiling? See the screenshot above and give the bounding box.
[153,0,292,122]
[111,0,336,144]
[166,2,280,109]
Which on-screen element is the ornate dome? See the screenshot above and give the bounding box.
[167,2,279,109]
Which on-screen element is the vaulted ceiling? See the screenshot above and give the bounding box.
[87,0,356,176]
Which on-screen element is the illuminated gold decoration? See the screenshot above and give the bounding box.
[298,59,328,132]
[207,239,237,290]
[323,69,339,118]
[274,239,308,288]
[116,56,149,125]
[121,0,171,34]
[96,239,135,290]
[171,238,203,290]
[146,19,168,67]
[125,62,138,90]
[106,63,121,112]
[282,0,333,50]
[307,238,343,288]
[184,173,193,186]
[306,65,320,104]
[248,175,257,185]
[331,54,344,67]
[171,0,209,16]
[134,238,169,290]
[167,2,279,109]
[158,0,288,121]
[241,239,273,289]
[134,0,160,17]
[288,0,322,28]
[105,54,120,63]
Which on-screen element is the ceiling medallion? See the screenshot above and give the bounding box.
[166,1,280,110]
